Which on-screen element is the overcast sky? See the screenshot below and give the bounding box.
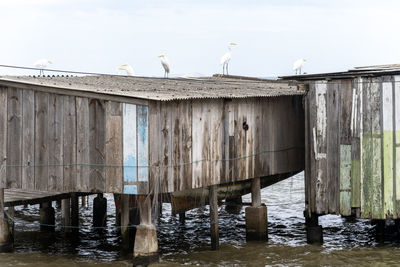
[1,0,400,77]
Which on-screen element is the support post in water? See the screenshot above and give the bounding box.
[81,196,87,208]
[179,212,185,224]
[245,177,268,241]
[61,198,71,233]
[40,201,55,232]
[71,193,79,233]
[305,212,323,244]
[121,194,130,242]
[93,193,107,228]
[133,195,159,265]
[0,188,13,251]
[209,185,219,250]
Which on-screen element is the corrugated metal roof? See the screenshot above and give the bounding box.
[0,75,303,101]
[280,64,400,80]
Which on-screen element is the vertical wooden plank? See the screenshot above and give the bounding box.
[35,91,49,191]
[314,81,328,214]
[7,88,22,188]
[48,94,64,191]
[137,105,149,183]
[327,82,340,213]
[304,87,312,215]
[351,78,362,209]
[202,102,211,186]
[192,100,204,188]
[63,96,77,192]
[245,99,255,181]
[0,87,7,188]
[394,76,400,217]
[308,84,317,213]
[149,101,161,194]
[105,101,123,193]
[209,185,219,250]
[21,89,35,190]
[361,78,372,218]
[179,101,192,191]
[339,145,352,216]
[382,80,394,217]
[371,79,383,219]
[228,100,238,182]
[170,102,179,191]
[209,100,223,186]
[76,97,90,192]
[254,99,263,179]
[89,99,106,192]
[123,103,137,193]
[237,101,248,181]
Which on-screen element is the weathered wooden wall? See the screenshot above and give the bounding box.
[149,96,305,194]
[306,75,400,219]
[0,84,304,195]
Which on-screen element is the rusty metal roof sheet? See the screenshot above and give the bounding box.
[0,75,303,101]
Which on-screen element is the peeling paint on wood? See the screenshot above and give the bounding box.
[340,145,352,216]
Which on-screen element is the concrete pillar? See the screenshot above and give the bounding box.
[305,212,323,244]
[93,193,107,228]
[61,198,71,233]
[245,177,267,241]
[209,185,219,250]
[40,201,55,232]
[71,193,79,233]
[133,196,158,265]
[0,188,13,251]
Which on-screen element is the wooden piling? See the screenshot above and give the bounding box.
[39,201,55,232]
[93,193,107,228]
[0,188,12,251]
[121,194,130,239]
[71,193,79,232]
[251,177,261,207]
[179,212,185,224]
[209,185,219,250]
[61,198,71,233]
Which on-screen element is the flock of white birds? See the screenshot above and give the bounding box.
[33,43,307,77]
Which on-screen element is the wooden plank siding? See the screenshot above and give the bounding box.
[0,84,304,195]
[306,75,400,219]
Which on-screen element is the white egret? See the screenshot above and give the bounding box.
[220,42,237,75]
[119,64,135,76]
[293,58,307,75]
[158,55,170,78]
[34,59,52,76]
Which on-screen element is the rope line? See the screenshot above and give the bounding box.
[0,146,304,168]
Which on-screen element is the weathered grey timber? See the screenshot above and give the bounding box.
[0,75,305,195]
[282,65,400,220]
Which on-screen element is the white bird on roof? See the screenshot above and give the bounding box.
[293,58,306,75]
[158,55,170,78]
[220,42,237,75]
[34,59,52,76]
[119,64,135,76]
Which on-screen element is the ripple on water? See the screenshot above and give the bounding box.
[2,172,400,266]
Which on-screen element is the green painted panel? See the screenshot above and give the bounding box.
[351,159,361,207]
[383,130,394,217]
[340,145,352,216]
[361,134,372,218]
[371,136,383,219]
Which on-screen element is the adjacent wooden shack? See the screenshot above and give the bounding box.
[0,75,305,196]
[283,65,400,220]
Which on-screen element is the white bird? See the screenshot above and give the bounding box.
[220,42,237,75]
[158,55,170,78]
[119,64,135,76]
[293,58,307,75]
[33,59,52,76]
